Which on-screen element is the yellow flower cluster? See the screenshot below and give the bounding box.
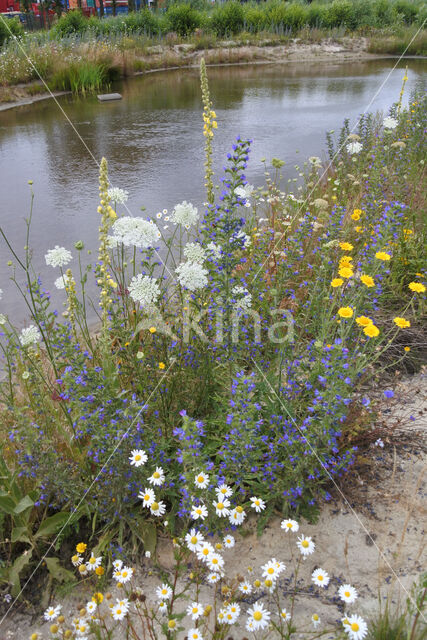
[97,158,117,328]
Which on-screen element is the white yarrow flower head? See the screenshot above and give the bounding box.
[383,116,398,130]
[176,261,208,292]
[108,187,129,204]
[139,487,156,508]
[338,584,358,604]
[281,518,299,532]
[312,568,330,588]
[297,534,315,556]
[235,184,254,200]
[171,201,199,227]
[129,449,147,467]
[247,603,271,630]
[148,466,165,486]
[128,274,160,307]
[249,496,266,512]
[19,325,41,347]
[342,614,368,640]
[45,246,72,268]
[112,217,160,248]
[187,601,204,620]
[44,604,61,621]
[185,528,204,552]
[194,471,209,489]
[157,583,173,601]
[184,243,206,264]
[346,141,363,155]
[312,613,321,627]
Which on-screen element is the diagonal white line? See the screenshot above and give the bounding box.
[0,17,175,281]
[0,359,176,627]
[250,19,426,286]
[252,358,426,621]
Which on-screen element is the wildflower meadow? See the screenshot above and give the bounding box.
[0,60,425,640]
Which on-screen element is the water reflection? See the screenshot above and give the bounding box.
[0,58,425,324]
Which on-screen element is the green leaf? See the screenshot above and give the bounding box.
[130,519,157,554]
[11,526,31,544]
[14,495,34,515]
[35,512,71,539]
[8,550,32,597]
[0,493,16,515]
[45,557,76,584]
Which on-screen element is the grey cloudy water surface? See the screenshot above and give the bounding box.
[0,58,425,325]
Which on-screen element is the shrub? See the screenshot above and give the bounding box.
[243,6,266,33]
[0,16,24,47]
[393,0,419,25]
[51,9,88,37]
[166,3,202,37]
[122,8,162,36]
[266,3,308,33]
[324,0,356,29]
[211,1,245,37]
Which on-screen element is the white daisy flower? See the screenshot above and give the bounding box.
[108,187,129,204]
[309,156,322,166]
[250,496,266,513]
[19,325,41,347]
[116,598,130,613]
[185,528,204,552]
[194,472,209,489]
[213,498,230,518]
[239,580,252,594]
[383,116,398,130]
[281,518,299,532]
[129,449,147,467]
[281,608,291,621]
[156,212,162,219]
[247,603,271,630]
[73,618,89,634]
[312,612,321,628]
[112,559,123,570]
[186,602,204,620]
[148,466,165,486]
[156,584,172,601]
[216,484,232,499]
[312,568,330,588]
[342,614,368,640]
[87,554,102,571]
[111,603,127,621]
[171,201,199,227]
[297,534,315,556]
[150,501,166,517]
[191,503,208,520]
[206,552,224,572]
[71,553,82,566]
[128,274,160,307]
[176,261,208,292]
[120,567,134,583]
[139,487,156,508]
[262,559,283,580]
[346,141,362,155]
[229,506,246,525]
[223,534,235,549]
[225,602,240,624]
[45,246,72,268]
[184,243,206,264]
[86,601,97,614]
[187,629,203,640]
[158,601,167,614]
[112,217,160,249]
[43,604,61,621]
[338,584,358,604]
[207,572,221,584]
[217,608,227,625]
[197,542,214,562]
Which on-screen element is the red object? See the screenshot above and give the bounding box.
[0,0,20,12]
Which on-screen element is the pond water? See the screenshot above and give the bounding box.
[0,57,425,324]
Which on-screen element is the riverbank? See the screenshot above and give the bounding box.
[0,36,410,110]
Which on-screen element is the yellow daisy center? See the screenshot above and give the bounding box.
[302,540,309,548]
[318,575,323,581]
[197,475,204,483]
[286,523,292,528]
[351,623,360,631]
[153,471,160,479]
[217,502,224,509]
[267,567,274,575]
[236,506,243,513]
[135,454,141,461]
[345,591,350,597]
[190,536,198,544]
[313,614,319,621]
[253,611,262,621]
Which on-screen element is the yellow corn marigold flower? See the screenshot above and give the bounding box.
[408,282,425,293]
[149,327,156,333]
[404,346,411,352]
[356,316,373,327]
[331,278,344,288]
[364,324,380,337]
[355,226,364,233]
[393,317,410,328]
[339,267,354,279]
[338,307,353,318]
[339,255,353,266]
[339,242,354,251]
[76,542,87,554]
[92,593,104,604]
[360,274,375,287]
[351,209,362,220]
[95,566,105,576]
[375,251,391,261]
[158,362,166,370]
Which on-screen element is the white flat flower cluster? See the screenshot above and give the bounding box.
[346,141,363,155]
[128,274,160,307]
[107,187,129,204]
[383,116,398,130]
[19,324,41,347]
[171,201,199,228]
[45,246,72,268]
[111,217,161,249]
[232,285,252,312]
[183,242,206,264]
[176,261,208,292]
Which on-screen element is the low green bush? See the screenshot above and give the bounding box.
[211,1,245,36]
[0,16,24,47]
[166,3,203,37]
[51,9,89,37]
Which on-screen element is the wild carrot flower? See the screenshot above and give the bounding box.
[112,217,160,248]
[176,261,208,291]
[171,201,199,228]
[45,246,72,268]
[19,325,41,347]
[383,116,398,129]
[346,141,362,154]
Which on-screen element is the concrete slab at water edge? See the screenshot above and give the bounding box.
[97,93,122,102]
